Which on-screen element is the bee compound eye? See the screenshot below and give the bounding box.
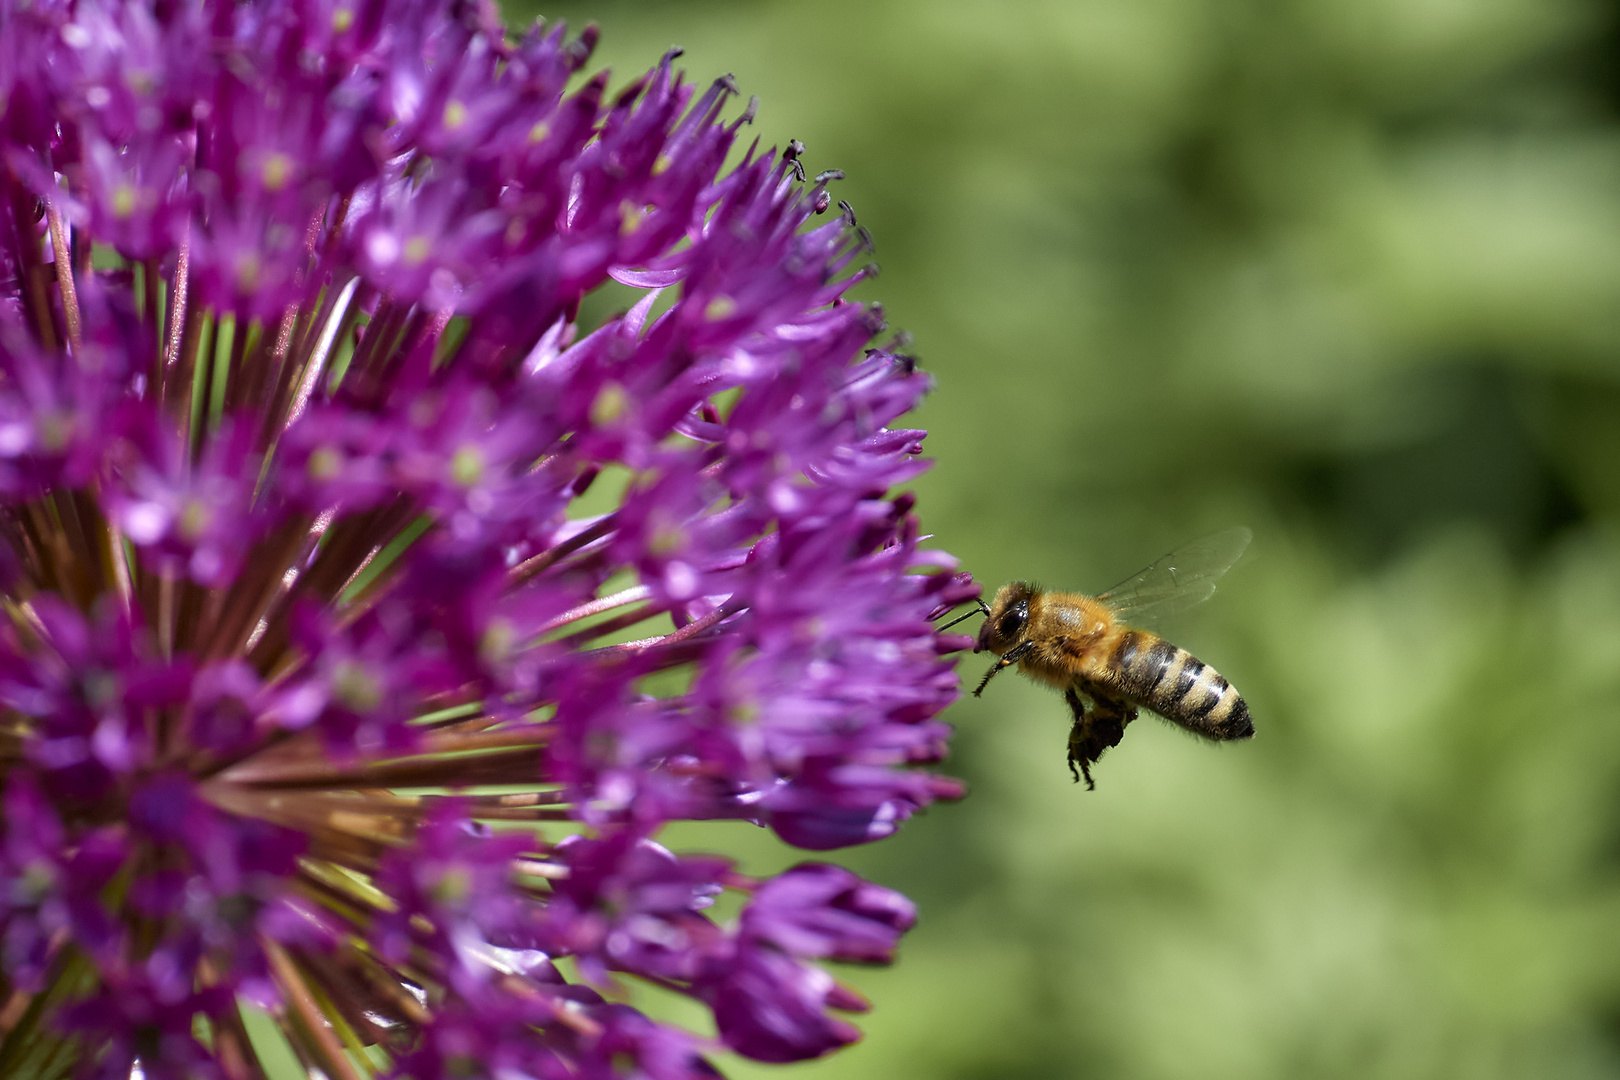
[999,600,1028,641]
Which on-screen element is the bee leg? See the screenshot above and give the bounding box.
[973,639,1035,697]
[1063,688,1095,790]
[1065,688,1138,792]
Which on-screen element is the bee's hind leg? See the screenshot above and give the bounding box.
[1065,687,1137,792]
[1063,688,1095,790]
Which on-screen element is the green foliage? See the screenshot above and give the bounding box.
[515,0,1620,1075]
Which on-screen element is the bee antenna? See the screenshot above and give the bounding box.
[936,598,990,633]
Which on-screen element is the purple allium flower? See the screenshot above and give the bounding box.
[0,1,978,1075]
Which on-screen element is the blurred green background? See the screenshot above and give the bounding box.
[511,1,1620,1077]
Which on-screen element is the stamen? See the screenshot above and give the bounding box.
[263,940,367,1080]
[535,584,654,636]
[288,276,360,427]
[43,198,80,353]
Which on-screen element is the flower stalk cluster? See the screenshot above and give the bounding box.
[0,0,976,1076]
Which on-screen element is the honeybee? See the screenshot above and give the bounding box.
[961,528,1254,789]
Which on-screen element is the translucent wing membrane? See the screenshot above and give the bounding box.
[1096,527,1252,626]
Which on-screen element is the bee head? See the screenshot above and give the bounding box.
[976,581,1034,655]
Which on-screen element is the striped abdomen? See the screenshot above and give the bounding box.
[1092,629,1253,741]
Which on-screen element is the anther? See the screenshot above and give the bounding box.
[815,169,845,183]
[568,26,600,66]
[614,77,647,107]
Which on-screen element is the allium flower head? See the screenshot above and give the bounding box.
[0,1,977,1076]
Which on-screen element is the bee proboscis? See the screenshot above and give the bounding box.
[967,528,1254,789]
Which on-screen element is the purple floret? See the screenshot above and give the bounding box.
[0,0,977,1074]
[697,941,865,1064]
[740,863,917,964]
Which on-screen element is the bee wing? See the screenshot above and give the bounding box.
[1095,527,1252,626]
